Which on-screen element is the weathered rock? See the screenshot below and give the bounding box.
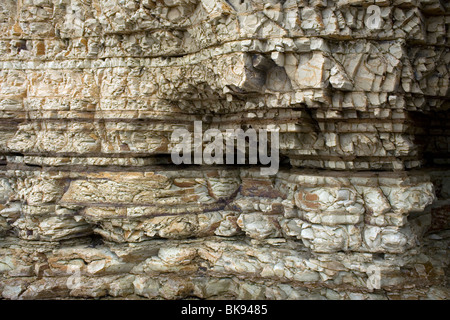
[0,0,448,300]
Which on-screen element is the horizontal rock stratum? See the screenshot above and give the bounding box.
[0,0,449,299]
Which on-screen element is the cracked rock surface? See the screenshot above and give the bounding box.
[0,0,449,299]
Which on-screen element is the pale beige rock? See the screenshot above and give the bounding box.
[0,0,448,300]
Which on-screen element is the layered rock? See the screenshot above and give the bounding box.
[0,0,449,299]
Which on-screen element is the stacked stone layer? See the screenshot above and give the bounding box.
[0,0,449,299]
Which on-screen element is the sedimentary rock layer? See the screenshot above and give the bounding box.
[0,0,448,299]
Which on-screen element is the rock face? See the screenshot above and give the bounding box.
[0,0,449,299]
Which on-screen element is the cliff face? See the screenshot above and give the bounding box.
[0,0,449,300]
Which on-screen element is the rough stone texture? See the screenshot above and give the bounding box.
[0,0,449,299]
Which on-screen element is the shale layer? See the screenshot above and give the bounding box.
[0,0,449,299]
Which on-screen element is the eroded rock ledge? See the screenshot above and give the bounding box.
[0,0,449,299]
